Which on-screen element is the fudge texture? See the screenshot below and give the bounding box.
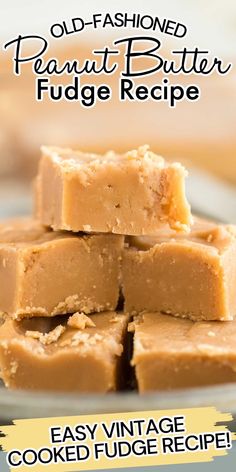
[131,312,236,392]
[0,312,129,392]
[0,218,123,320]
[35,145,191,235]
[122,218,236,321]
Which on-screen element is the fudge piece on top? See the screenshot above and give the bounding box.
[35,145,191,235]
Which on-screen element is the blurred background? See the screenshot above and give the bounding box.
[0,0,236,220]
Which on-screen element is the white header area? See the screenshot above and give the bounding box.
[1,0,236,57]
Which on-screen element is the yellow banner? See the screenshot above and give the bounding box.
[1,407,235,471]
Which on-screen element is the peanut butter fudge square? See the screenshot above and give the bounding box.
[35,145,191,235]
[0,312,129,392]
[122,218,236,321]
[131,312,236,392]
[0,218,123,320]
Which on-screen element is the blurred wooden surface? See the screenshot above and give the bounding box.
[0,38,235,182]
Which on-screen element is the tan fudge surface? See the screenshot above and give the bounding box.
[132,312,236,392]
[122,218,236,321]
[0,218,123,319]
[35,145,191,235]
[0,312,129,392]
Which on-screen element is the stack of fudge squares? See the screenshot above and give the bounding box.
[1,144,236,393]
